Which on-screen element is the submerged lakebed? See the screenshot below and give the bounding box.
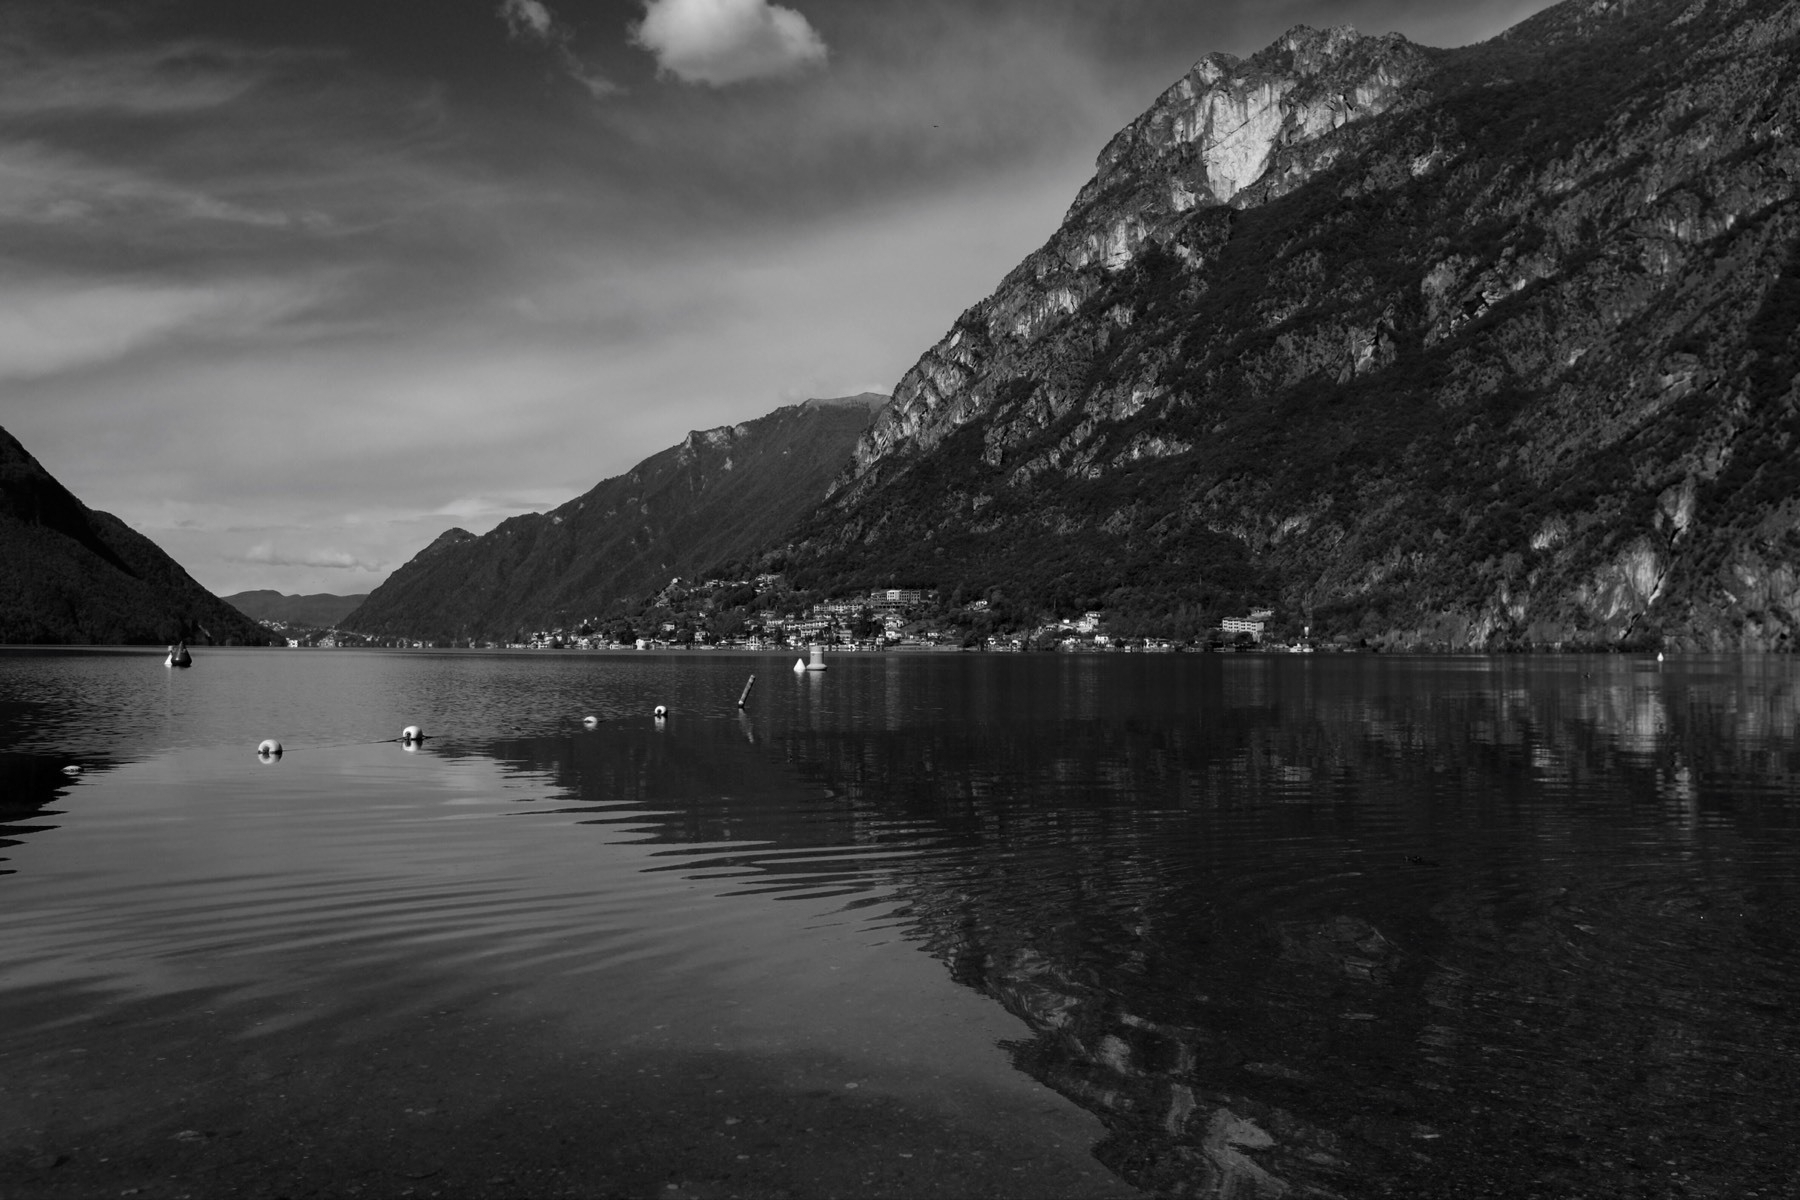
[1,647,1797,1198]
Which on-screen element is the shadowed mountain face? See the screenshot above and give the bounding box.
[344,395,886,640]
[0,427,267,646]
[782,0,1800,650]
[223,591,368,629]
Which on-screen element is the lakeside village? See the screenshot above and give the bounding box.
[270,575,1328,653]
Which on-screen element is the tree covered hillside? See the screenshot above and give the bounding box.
[345,396,885,641]
[0,427,269,645]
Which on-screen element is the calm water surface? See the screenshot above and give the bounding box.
[2,647,1797,1198]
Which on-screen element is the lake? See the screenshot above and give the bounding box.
[1,647,1796,1198]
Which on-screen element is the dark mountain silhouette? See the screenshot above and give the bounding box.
[343,394,886,639]
[0,426,268,645]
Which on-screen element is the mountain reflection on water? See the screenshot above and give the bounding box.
[2,649,1797,1197]
[480,655,1800,1198]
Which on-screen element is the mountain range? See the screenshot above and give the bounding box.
[0,426,268,646]
[342,395,886,639]
[348,0,1800,651]
[14,0,1800,652]
[770,0,1800,650]
[223,591,369,629]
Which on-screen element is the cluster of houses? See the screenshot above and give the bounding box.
[520,585,941,651]
[268,572,1308,652]
[502,585,1302,654]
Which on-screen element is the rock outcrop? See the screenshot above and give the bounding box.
[786,0,1800,649]
[842,27,1435,494]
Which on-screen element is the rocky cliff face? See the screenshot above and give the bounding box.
[792,0,1800,649]
[344,395,885,639]
[843,26,1435,487]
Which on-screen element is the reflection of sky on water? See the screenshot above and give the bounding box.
[2,648,1798,1196]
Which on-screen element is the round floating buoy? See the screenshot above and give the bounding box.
[653,705,667,718]
[583,715,599,728]
[1656,651,1665,663]
[62,764,83,776]
[402,725,423,742]
[257,738,282,759]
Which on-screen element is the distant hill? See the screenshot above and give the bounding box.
[0,426,269,645]
[781,0,1800,649]
[223,590,368,628]
[342,394,886,639]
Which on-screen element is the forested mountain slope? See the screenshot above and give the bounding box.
[344,395,885,639]
[782,0,1800,649]
[0,426,268,645]
[223,591,367,628]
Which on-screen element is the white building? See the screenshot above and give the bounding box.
[1221,615,1269,642]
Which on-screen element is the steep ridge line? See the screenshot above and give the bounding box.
[1,426,269,645]
[343,395,886,640]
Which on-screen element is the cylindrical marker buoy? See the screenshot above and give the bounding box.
[583,715,599,728]
[402,725,422,742]
[738,674,756,708]
[258,738,282,758]
[654,705,667,718]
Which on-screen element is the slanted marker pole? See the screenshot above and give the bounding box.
[738,674,756,708]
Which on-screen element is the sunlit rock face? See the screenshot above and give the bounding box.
[844,27,1431,492]
[791,0,1800,650]
[1086,27,1425,208]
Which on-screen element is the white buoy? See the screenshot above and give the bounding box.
[402,725,423,742]
[61,764,83,776]
[654,705,668,718]
[257,738,282,758]
[793,657,806,673]
[1656,651,1665,663]
[583,715,600,728]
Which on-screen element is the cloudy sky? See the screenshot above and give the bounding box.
[2,0,1554,598]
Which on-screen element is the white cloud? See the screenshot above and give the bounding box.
[236,544,388,573]
[427,490,572,524]
[0,276,330,380]
[497,0,557,42]
[496,0,621,97]
[632,0,827,87]
[0,142,304,231]
[0,38,269,117]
